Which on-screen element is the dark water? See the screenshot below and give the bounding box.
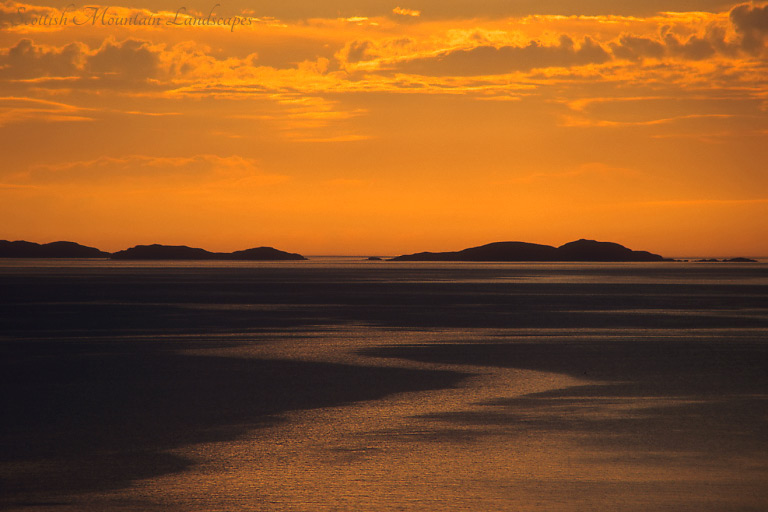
[1,260,767,511]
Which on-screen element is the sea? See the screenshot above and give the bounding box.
[1,258,767,511]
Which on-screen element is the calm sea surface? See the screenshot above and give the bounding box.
[2,259,767,511]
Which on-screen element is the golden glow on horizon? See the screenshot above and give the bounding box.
[1,1,767,255]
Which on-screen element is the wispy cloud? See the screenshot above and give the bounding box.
[393,7,421,18]
[0,96,93,125]
[561,113,739,128]
[18,154,289,187]
[289,134,372,143]
[636,198,768,206]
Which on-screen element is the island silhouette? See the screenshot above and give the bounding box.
[390,239,666,262]
[0,240,109,258]
[695,257,758,263]
[0,239,760,262]
[110,244,307,260]
[0,241,306,260]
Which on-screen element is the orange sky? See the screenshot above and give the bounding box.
[1,1,767,256]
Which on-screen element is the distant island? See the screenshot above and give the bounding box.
[390,239,666,262]
[0,241,306,260]
[0,239,760,262]
[111,244,306,261]
[0,240,109,258]
[695,257,758,263]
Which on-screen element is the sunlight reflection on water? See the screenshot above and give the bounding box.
[1,261,767,511]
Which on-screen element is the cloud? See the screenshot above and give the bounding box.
[1,2,766,102]
[0,37,263,89]
[333,7,767,79]
[636,198,768,206]
[730,3,768,53]
[601,6,768,63]
[393,7,421,17]
[0,38,160,83]
[561,113,737,128]
[609,35,666,61]
[0,1,58,27]
[336,37,417,67]
[663,32,717,60]
[0,39,86,79]
[87,39,160,80]
[0,96,93,125]
[730,3,768,33]
[395,35,610,76]
[289,134,372,143]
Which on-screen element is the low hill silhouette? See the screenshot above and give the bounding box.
[391,239,665,262]
[110,244,306,261]
[0,240,109,258]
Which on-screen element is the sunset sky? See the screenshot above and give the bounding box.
[1,0,767,256]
